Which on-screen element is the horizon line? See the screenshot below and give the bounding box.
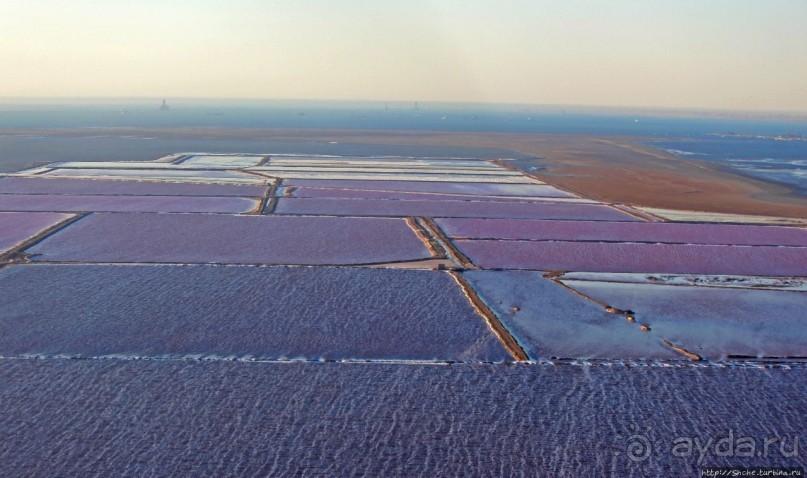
[1,96,806,121]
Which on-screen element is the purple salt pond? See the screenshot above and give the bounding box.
[463,270,675,360]
[461,240,807,275]
[0,176,267,197]
[0,194,258,214]
[1,361,803,476]
[562,279,807,360]
[286,186,579,203]
[275,198,636,221]
[0,212,72,253]
[457,240,807,275]
[438,218,807,246]
[27,213,432,265]
[285,179,573,197]
[0,264,509,362]
[44,168,261,183]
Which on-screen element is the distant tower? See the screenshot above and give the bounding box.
[159,99,170,111]
[414,102,418,110]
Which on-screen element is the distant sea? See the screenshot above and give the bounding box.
[1,99,805,193]
[645,137,807,195]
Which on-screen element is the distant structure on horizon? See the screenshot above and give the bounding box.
[159,99,170,111]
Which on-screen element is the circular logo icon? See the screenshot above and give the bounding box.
[626,433,652,462]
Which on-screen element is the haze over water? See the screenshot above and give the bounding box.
[2,99,806,193]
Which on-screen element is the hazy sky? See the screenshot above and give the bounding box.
[2,0,806,111]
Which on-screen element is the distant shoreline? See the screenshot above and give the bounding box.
[1,98,806,123]
[639,137,807,199]
[2,127,805,219]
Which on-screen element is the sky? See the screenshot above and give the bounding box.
[2,0,806,112]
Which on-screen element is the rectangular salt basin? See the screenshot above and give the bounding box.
[0,176,267,197]
[456,240,807,276]
[0,362,801,478]
[269,157,496,168]
[437,218,807,246]
[177,155,265,168]
[275,198,638,221]
[562,279,807,360]
[0,212,73,253]
[268,162,502,172]
[0,264,510,362]
[285,180,571,197]
[51,162,189,169]
[247,170,537,183]
[286,187,592,203]
[252,165,518,175]
[28,213,433,265]
[56,158,265,170]
[559,272,807,291]
[0,194,258,214]
[463,270,676,360]
[53,157,265,169]
[43,168,265,184]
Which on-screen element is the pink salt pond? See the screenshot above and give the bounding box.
[456,240,807,276]
[284,179,571,197]
[27,213,434,265]
[0,176,267,197]
[0,194,258,214]
[274,198,637,221]
[285,186,583,203]
[437,218,807,246]
[0,212,73,253]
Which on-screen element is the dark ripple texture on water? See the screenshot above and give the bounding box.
[0,360,803,477]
